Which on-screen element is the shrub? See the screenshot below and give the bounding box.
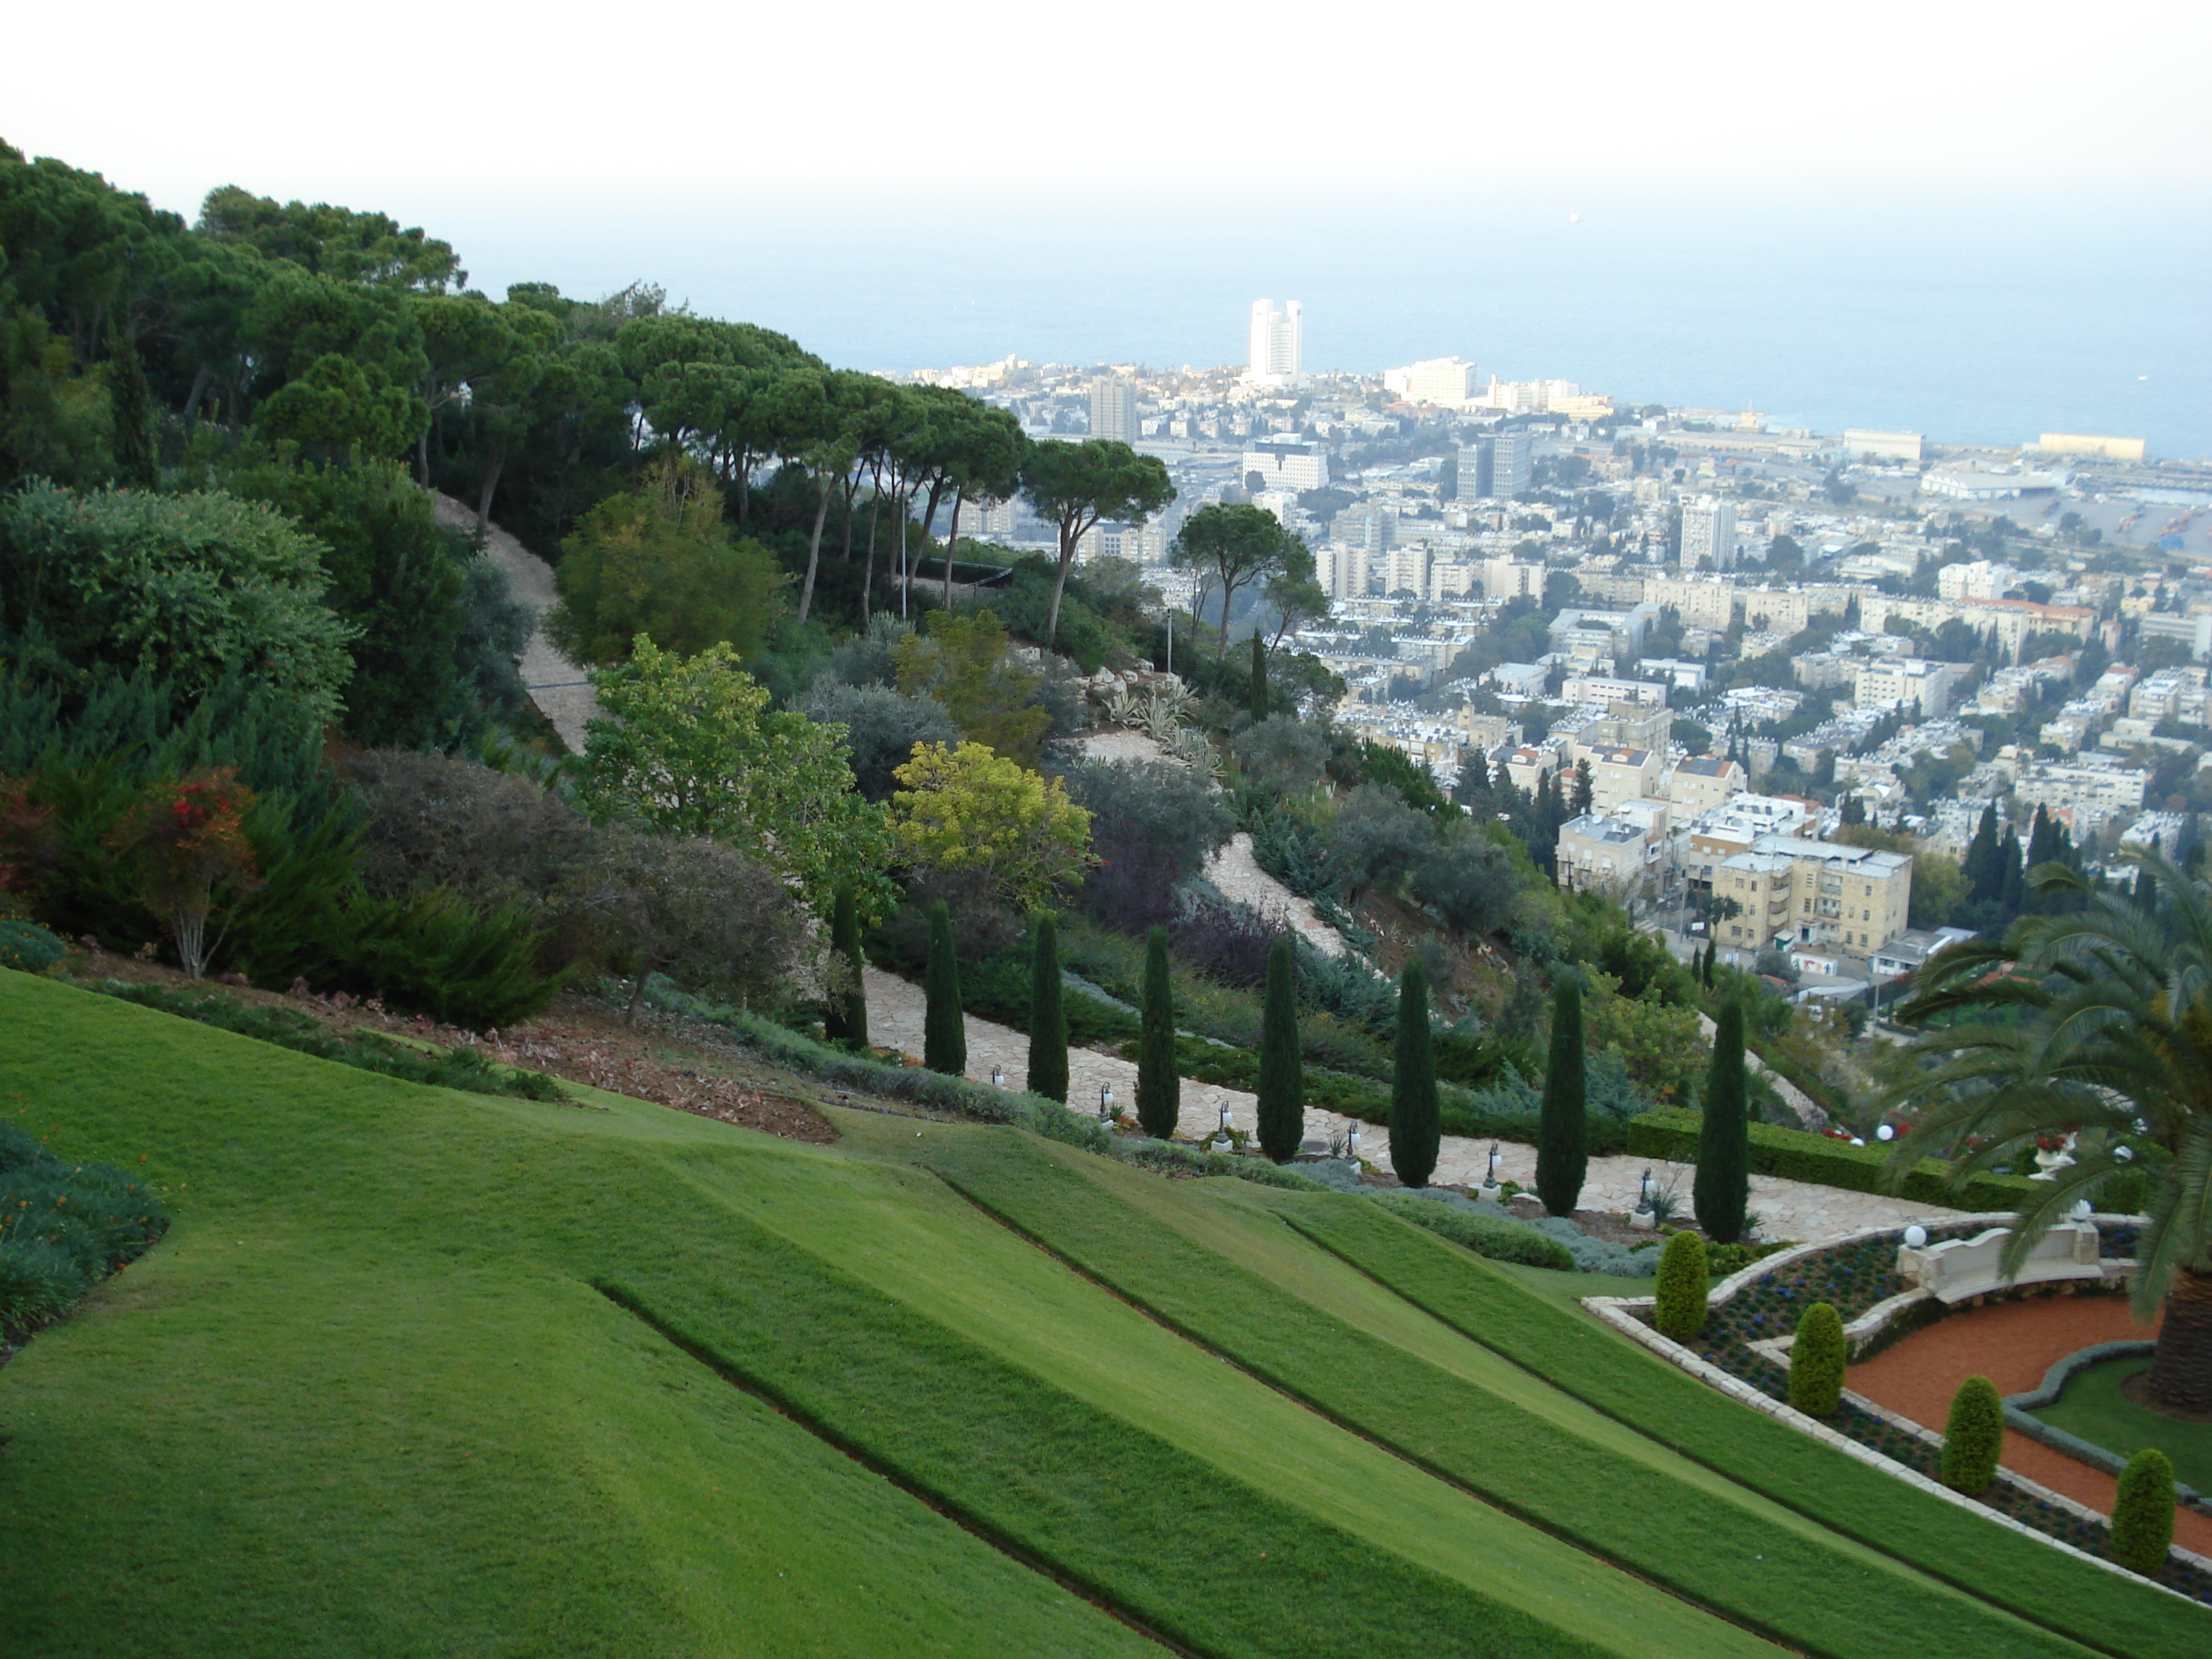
[924,902,966,1076]
[1230,716,1332,799]
[1117,1143,1326,1192]
[1789,1301,1847,1418]
[1940,1375,2004,1495]
[1256,937,1303,1162]
[1168,893,1282,989]
[0,918,65,972]
[1060,759,1233,931]
[1330,783,1434,903]
[1367,1192,1576,1269]
[1653,1230,1709,1341]
[799,681,960,803]
[2109,1447,2176,1575]
[1390,961,1439,1187]
[0,1123,170,1336]
[1624,1110,2047,1213]
[340,748,595,909]
[1410,827,1517,939]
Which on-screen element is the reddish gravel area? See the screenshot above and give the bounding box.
[1848,1295,2212,1556]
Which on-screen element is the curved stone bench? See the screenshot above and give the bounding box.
[1896,1220,2122,1304]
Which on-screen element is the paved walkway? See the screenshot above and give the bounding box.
[431,491,601,752]
[862,966,1975,1241]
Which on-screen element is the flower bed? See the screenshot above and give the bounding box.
[1616,1223,2211,1602]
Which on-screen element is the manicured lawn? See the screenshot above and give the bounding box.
[0,971,1757,1659]
[2040,1355,2212,1496]
[1268,1194,2212,1659]
[917,1132,2128,1659]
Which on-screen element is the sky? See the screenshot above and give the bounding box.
[6,1,2208,448]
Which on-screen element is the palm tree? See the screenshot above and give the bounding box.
[1879,851,2212,1412]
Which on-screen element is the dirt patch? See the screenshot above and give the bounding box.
[63,948,838,1146]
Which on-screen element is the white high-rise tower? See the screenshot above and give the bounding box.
[1246,300,1302,386]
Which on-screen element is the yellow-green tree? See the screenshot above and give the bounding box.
[890,742,1092,913]
[577,637,890,914]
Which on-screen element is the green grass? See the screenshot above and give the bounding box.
[0,969,1756,1659]
[2040,1356,2212,1496]
[917,1133,2134,1659]
[1267,1196,2211,1659]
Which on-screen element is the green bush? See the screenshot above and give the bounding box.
[0,1120,170,1335]
[1366,1192,1576,1269]
[1653,1230,1709,1342]
[1789,1300,1847,1418]
[1627,1110,2047,1213]
[0,919,66,973]
[1940,1375,2004,1495]
[1115,1143,1326,1192]
[2109,1447,2176,1575]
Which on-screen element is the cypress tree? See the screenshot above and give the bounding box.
[824,884,867,1047]
[1534,975,1587,1217]
[1653,1230,1709,1341]
[1963,804,2001,902]
[1694,997,1750,1244]
[1789,1301,1847,1417]
[2110,1448,2177,1575]
[1249,634,1269,721]
[1940,1375,2004,1495]
[1390,959,1439,1187]
[922,902,966,1077]
[1028,912,1067,1103]
[1256,936,1303,1161]
[1999,825,2026,917]
[1136,924,1178,1138]
[107,331,158,488]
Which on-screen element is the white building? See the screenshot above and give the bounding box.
[1088,377,1138,444]
[1937,560,2018,602]
[1843,429,1925,462]
[1247,299,1303,386]
[1681,497,1738,571]
[1317,543,1370,601]
[1242,442,1328,493]
[1384,357,1481,407]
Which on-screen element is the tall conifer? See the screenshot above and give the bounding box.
[1534,976,1588,1216]
[1249,634,1269,721]
[922,902,966,1077]
[1694,997,1750,1243]
[1028,912,1067,1103]
[1390,960,1439,1187]
[824,884,867,1047]
[1136,924,1178,1137]
[1256,936,1302,1161]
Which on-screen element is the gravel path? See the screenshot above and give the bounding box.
[862,966,1974,1241]
[432,492,601,752]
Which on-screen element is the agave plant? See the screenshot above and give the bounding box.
[1879,850,2212,1413]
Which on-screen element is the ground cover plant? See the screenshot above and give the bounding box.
[917,1130,2139,1659]
[1272,1197,2212,1632]
[0,968,1779,1659]
[0,1120,169,1339]
[2037,1354,2212,1498]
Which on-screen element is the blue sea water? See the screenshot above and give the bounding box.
[462,188,2210,459]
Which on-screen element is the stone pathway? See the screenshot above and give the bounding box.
[431,491,601,752]
[861,966,1975,1241]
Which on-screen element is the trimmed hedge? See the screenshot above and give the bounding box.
[1941,1375,2004,1495]
[2110,1448,2177,1576]
[1364,1192,1577,1269]
[1789,1301,1846,1419]
[1653,1231,1709,1341]
[1627,1110,2046,1211]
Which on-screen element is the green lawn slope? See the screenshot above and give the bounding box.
[1,968,2202,1658]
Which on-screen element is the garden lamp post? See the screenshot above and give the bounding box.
[991,1064,1005,1089]
[1639,1168,1655,1209]
[1213,1103,1233,1151]
[1099,1084,1115,1123]
[1346,1125,1361,1161]
[1486,1143,1501,1187]
[1875,1123,1895,1142]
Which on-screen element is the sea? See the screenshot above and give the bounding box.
[464,187,2210,460]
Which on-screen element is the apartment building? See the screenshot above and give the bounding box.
[1558,814,1661,897]
[1663,755,1747,818]
[1712,835,1914,956]
[1574,744,1662,812]
[1850,657,1955,719]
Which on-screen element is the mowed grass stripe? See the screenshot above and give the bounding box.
[591,1205,1633,1659]
[1271,1193,2212,1659]
[680,1131,1767,1659]
[924,1133,2104,1659]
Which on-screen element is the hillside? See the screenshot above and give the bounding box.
[1,971,2203,1658]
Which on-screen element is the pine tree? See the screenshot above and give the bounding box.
[1256,935,1302,1161]
[1249,634,1269,721]
[1534,975,1588,1216]
[922,902,966,1077]
[1136,924,1178,1138]
[1028,911,1067,1103]
[824,884,867,1047]
[1390,959,1439,1187]
[1694,997,1750,1244]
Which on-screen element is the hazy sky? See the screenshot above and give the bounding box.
[9,1,2205,217]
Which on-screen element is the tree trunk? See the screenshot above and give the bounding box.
[941,493,963,608]
[860,487,881,621]
[797,478,834,622]
[1045,513,1089,648]
[2143,1264,2212,1414]
[475,448,508,547]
